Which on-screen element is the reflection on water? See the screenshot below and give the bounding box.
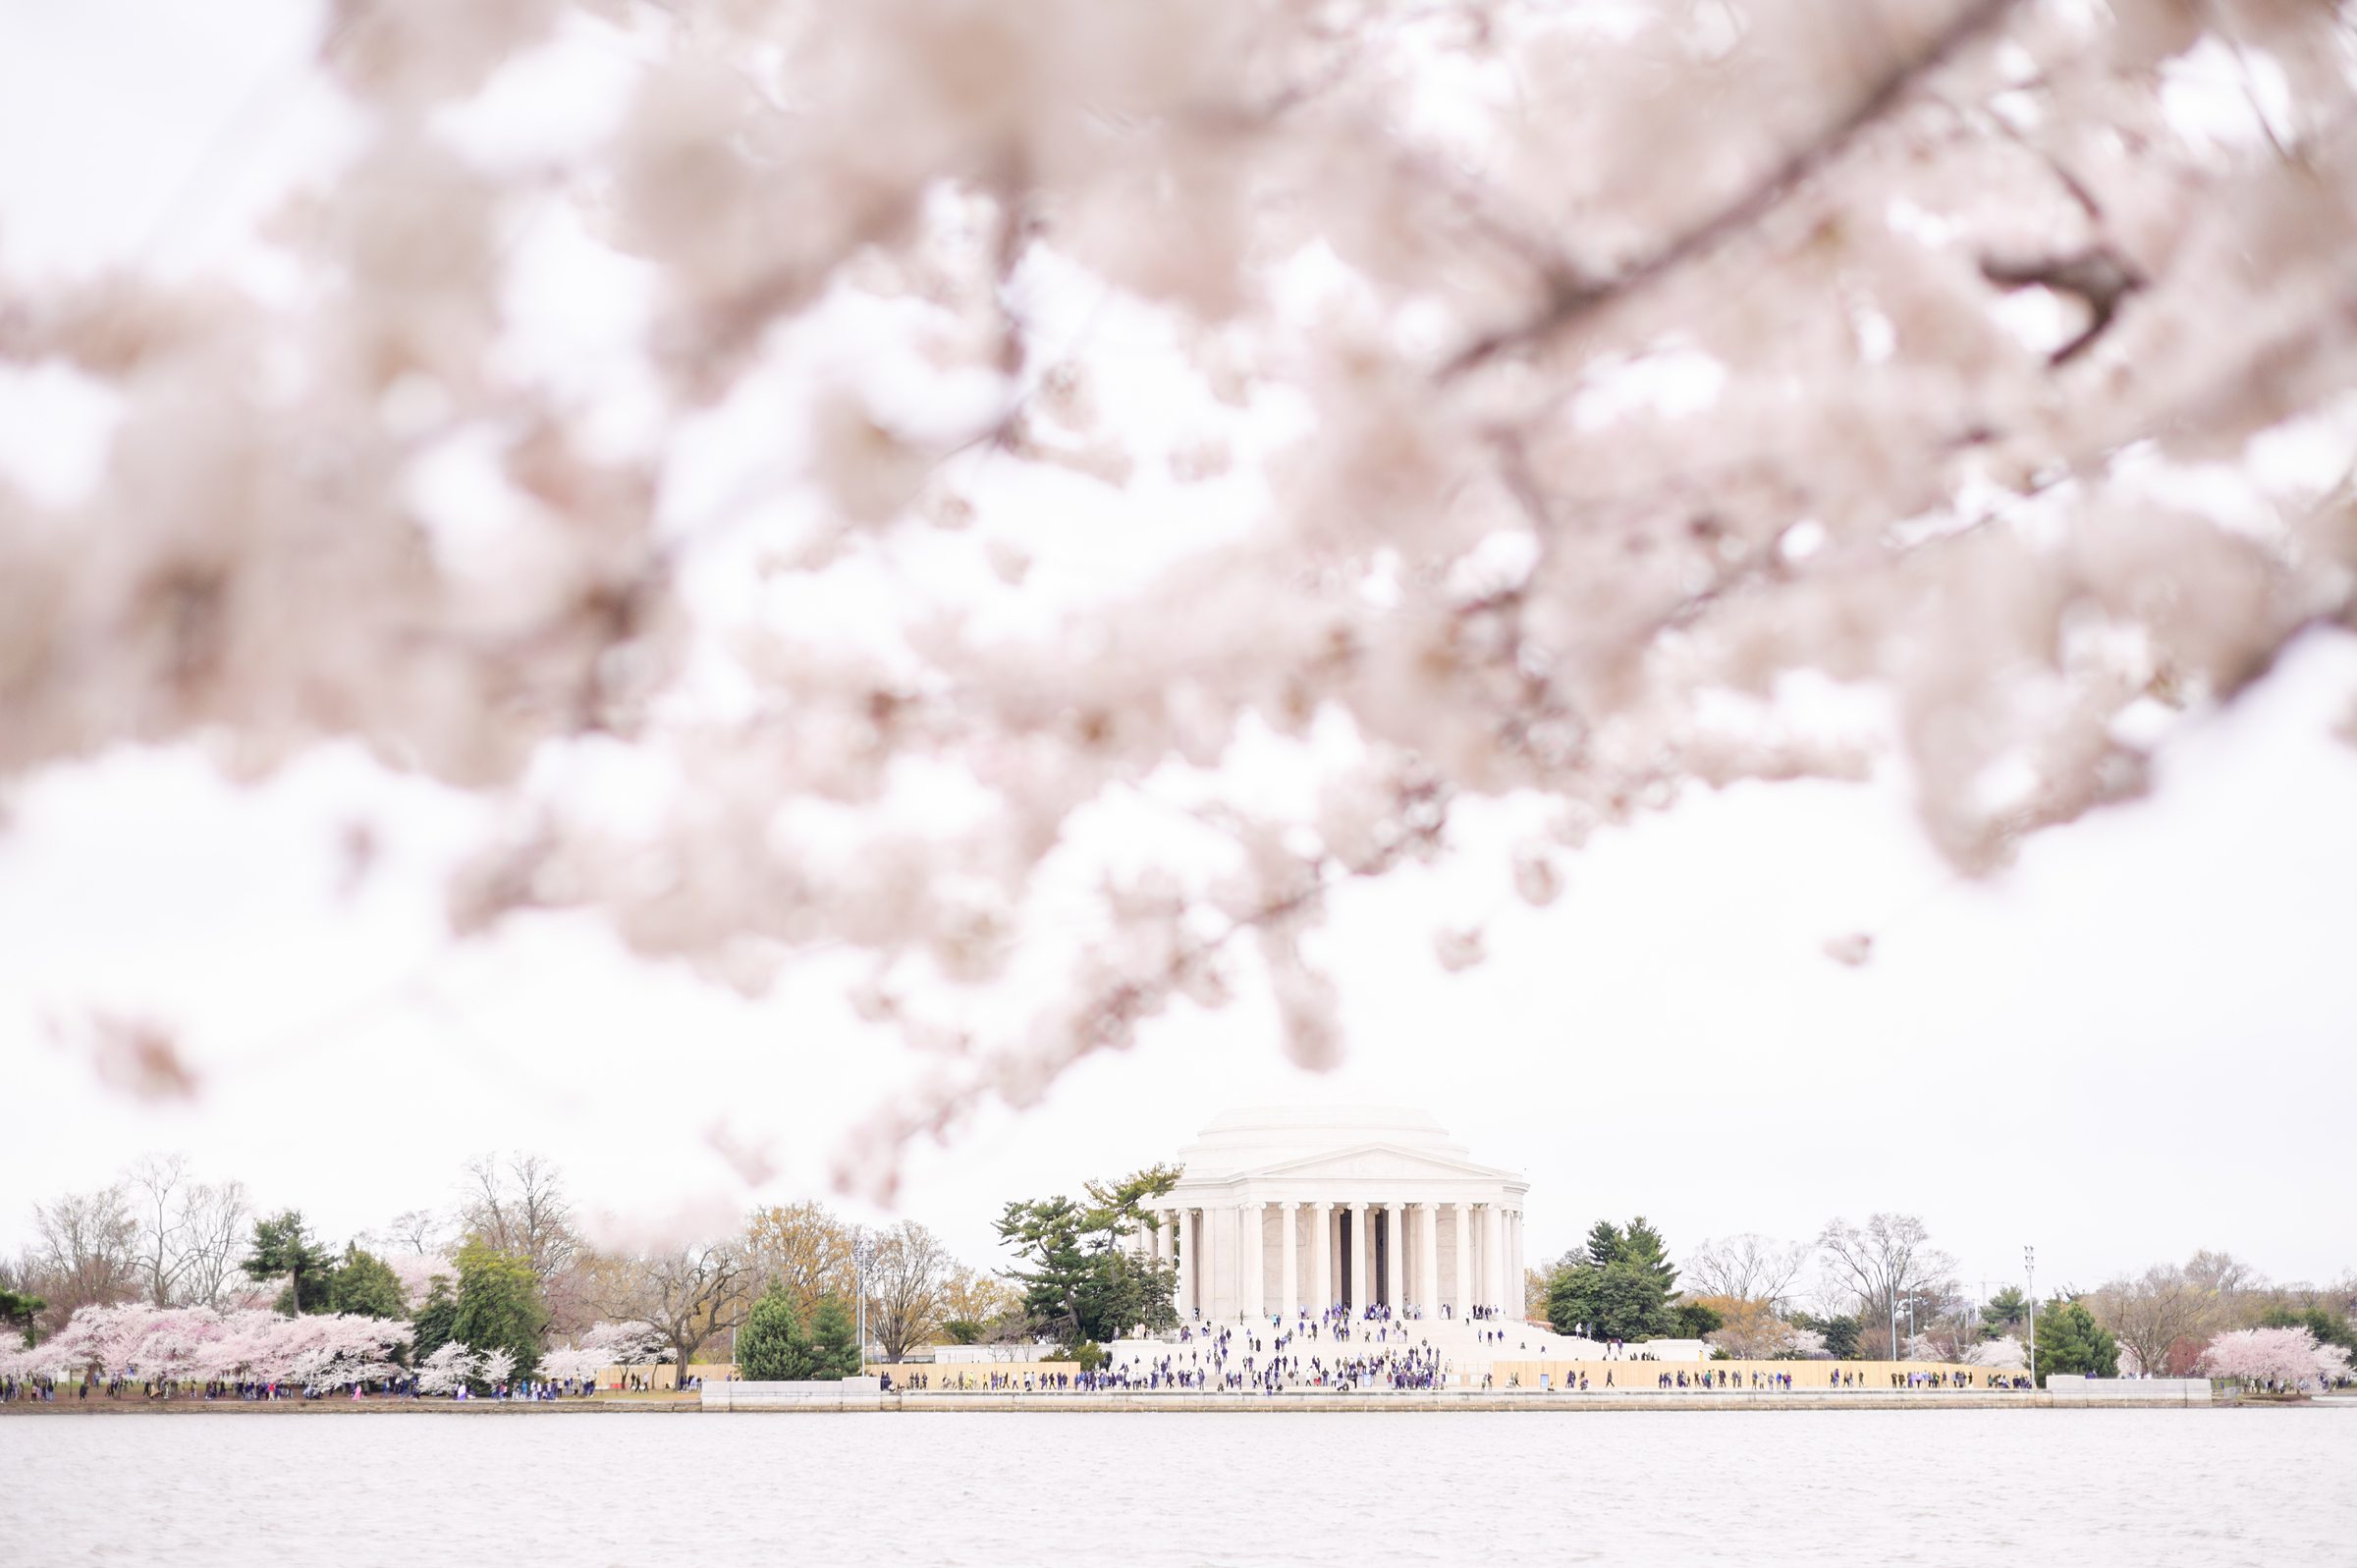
[4,1408,2352,1567]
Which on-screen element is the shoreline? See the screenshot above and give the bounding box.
[0,1390,2270,1414]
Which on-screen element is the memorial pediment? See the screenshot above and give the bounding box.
[1245,1141,1514,1184]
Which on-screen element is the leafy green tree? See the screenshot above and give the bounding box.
[409,1276,458,1363]
[2033,1299,2120,1384]
[452,1242,543,1383]
[1072,1340,1107,1373]
[997,1163,1181,1346]
[245,1211,336,1315]
[1985,1286,2029,1330]
[327,1244,408,1319]
[941,1320,984,1345]
[807,1296,862,1379]
[1673,1300,1726,1339]
[736,1280,815,1381]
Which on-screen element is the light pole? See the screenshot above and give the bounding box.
[2024,1246,2037,1386]
[852,1229,878,1379]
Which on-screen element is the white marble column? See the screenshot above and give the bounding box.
[1153,1211,1171,1265]
[1509,1210,1524,1319]
[1240,1203,1264,1321]
[1347,1202,1368,1314]
[1453,1202,1472,1318]
[1280,1202,1299,1320]
[1311,1202,1333,1313]
[1384,1201,1404,1312]
[1484,1203,1505,1311]
[1417,1202,1440,1316]
[1177,1209,1196,1318]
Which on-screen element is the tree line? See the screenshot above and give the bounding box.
[1527,1213,2355,1387]
[4,1153,1026,1387]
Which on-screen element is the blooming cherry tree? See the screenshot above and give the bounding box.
[412,1341,481,1396]
[4,0,2354,1190]
[2200,1326,2354,1391]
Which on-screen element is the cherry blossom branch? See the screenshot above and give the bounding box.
[1441,0,2030,377]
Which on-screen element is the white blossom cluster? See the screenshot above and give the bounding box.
[0,1303,409,1388]
[4,0,2354,1194]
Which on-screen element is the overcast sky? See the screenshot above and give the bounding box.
[4,0,2353,1305]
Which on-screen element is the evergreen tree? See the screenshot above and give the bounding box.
[1616,1217,1679,1295]
[2033,1299,2120,1384]
[452,1241,543,1384]
[0,1287,46,1345]
[807,1296,863,1379]
[996,1164,1181,1346]
[326,1244,408,1319]
[245,1211,335,1315]
[1985,1286,2029,1330]
[409,1276,459,1363]
[1546,1258,1676,1342]
[736,1280,814,1381]
[1548,1216,1684,1340]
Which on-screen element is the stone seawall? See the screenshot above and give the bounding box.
[7,1388,2243,1416]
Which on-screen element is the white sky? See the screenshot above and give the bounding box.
[2,0,2353,1304]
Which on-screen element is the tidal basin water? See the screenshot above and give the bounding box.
[5,1408,2353,1566]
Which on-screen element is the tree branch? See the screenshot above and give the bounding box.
[1441,0,2029,378]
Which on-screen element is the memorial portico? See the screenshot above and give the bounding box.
[1146,1105,1531,1323]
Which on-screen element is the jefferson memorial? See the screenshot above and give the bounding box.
[1142,1104,1530,1322]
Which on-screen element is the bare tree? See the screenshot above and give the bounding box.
[1817,1214,1956,1358]
[30,1187,138,1322]
[602,1243,752,1385]
[2185,1249,2264,1318]
[938,1265,1023,1337]
[868,1221,952,1362]
[743,1201,855,1316]
[115,1156,254,1309]
[124,1154,194,1306]
[381,1209,448,1256]
[176,1176,251,1310]
[458,1154,579,1281]
[1685,1234,1811,1309]
[2089,1264,2215,1377]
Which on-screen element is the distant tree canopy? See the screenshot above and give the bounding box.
[1984,1286,2030,1330]
[1788,1310,1863,1361]
[2257,1305,2356,1355]
[997,1164,1180,1347]
[1545,1217,1683,1342]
